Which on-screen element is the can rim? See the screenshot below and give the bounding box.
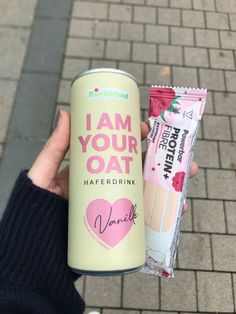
[71,68,138,86]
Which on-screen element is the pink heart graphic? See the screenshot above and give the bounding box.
[86,198,137,247]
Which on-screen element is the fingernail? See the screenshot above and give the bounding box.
[54,110,62,129]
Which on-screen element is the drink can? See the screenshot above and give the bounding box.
[68,68,145,275]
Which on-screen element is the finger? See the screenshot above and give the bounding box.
[56,165,69,199]
[141,121,150,141]
[190,161,198,178]
[28,110,70,189]
[183,202,189,214]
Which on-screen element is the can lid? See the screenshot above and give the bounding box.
[71,68,138,86]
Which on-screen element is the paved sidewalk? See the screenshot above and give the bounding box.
[1,0,236,313]
[60,1,236,313]
[0,0,37,159]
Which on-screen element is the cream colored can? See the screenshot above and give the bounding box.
[68,68,145,275]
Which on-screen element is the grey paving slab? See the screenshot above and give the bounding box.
[0,144,3,159]
[203,115,231,140]
[62,58,90,80]
[229,13,236,30]
[195,29,220,48]
[184,47,209,68]
[197,272,234,312]
[220,31,236,49]
[95,21,119,40]
[209,49,235,70]
[225,71,236,92]
[69,19,94,38]
[216,0,236,13]
[233,274,236,311]
[134,6,156,24]
[142,108,148,123]
[170,0,192,9]
[0,138,44,215]
[182,10,205,28]
[85,276,121,307]
[0,80,18,142]
[9,73,59,139]
[206,12,230,29]
[147,0,168,6]
[193,0,215,11]
[159,45,183,65]
[139,86,149,109]
[171,27,194,46]
[145,64,171,86]
[204,91,214,114]
[231,116,236,141]
[0,0,36,27]
[219,142,236,169]
[66,38,105,58]
[181,199,193,231]
[0,27,30,79]
[24,18,68,73]
[120,23,144,42]
[172,66,198,88]
[212,235,236,271]
[161,271,197,311]
[109,4,132,22]
[146,25,169,44]
[75,277,84,297]
[57,80,70,104]
[106,41,131,61]
[180,313,213,314]
[123,272,159,309]
[194,140,219,168]
[225,201,236,234]
[199,69,225,91]
[187,168,207,198]
[99,0,120,2]
[72,1,108,19]
[124,0,144,4]
[158,8,181,26]
[214,92,236,115]
[118,62,144,84]
[132,43,157,63]
[91,59,117,69]
[178,233,212,270]
[196,123,203,139]
[207,169,236,200]
[193,199,226,233]
[36,0,72,18]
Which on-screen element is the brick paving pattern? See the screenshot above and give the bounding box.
[0,0,37,159]
[1,0,236,313]
[57,0,236,312]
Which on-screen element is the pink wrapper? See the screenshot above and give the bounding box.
[141,86,207,278]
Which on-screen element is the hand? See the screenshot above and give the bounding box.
[28,111,198,213]
[28,110,70,198]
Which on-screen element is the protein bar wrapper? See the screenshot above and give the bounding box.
[141,86,207,278]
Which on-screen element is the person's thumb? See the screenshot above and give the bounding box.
[28,110,70,189]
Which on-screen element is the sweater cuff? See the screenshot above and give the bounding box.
[0,170,85,310]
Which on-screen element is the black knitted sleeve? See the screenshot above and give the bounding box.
[0,170,85,314]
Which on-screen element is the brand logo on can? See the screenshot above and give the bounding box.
[88,87,129,100]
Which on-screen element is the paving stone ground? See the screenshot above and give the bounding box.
[0,0,37,160]
[1,0,236,313]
